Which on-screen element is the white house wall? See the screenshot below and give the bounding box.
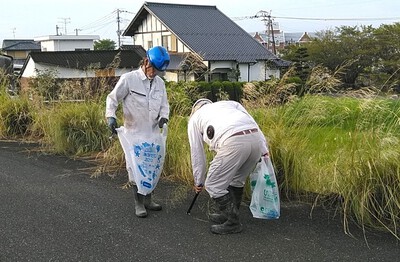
[238,64,249,82]
[237,62,280,82]
[40,41,56,52]
[267,68,280,79]
[21,59,38,78]
[54,67,132,78]
[22,61,132,78]
[132,13,190,53]
[209,61,236,71]
[164,72,177,82]
[39,40,95,51]
[249,63,265,81]
[35,35,99,51]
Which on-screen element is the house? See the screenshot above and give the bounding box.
[33,35,100,52]
[252,30,317,53]
[252,22,286,54]
[284,32,317,45]
[123,2,288,82]
[1,39,41,73]
[19,48,146,92]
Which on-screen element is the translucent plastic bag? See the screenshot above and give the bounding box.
[117,125,167,195]
[249,156,280,219]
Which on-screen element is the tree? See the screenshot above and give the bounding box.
[282,25,380,88]
[372,23,400,74]
[306,26,377,87]
[370,23,400,91]
[94,39,116,50]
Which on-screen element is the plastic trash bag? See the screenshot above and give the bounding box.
[249,156,280,219]
[116,125,167,195]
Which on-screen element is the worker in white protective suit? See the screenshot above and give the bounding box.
[105,46,170,218]
[188,99,268,234]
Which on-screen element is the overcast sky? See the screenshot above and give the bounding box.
[1,0,399,45]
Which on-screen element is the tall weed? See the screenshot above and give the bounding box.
[40,102,111,155]
[270,95,400,237]
[0,95,33,139]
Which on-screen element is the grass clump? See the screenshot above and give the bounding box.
[0,94,34,139]
[264,95,400,237]
[38,102,111,156]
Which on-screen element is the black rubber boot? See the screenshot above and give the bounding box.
[209,186,244,224]
[132,185,147,218]
[210,193,242,235]
[144,193,162,211]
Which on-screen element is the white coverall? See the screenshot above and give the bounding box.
[105,68,169,133]
[188,101,267,198]
[105,68,169,182]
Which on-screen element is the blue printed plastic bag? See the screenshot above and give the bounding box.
[117,125,167,195]
[249,156,280,219]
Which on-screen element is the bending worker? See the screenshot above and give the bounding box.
[188,99,267,234]
[105,46,170,218]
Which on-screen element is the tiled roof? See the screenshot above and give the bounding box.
[284,32,318,43]
[124,2,278,63]
[2,39,41,51]
[119,45,147,57]
[273,59,291,67]
[25,50,145,70]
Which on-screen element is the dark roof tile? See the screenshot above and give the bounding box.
[2,39,41,51]
[124,2,277,63]
[26,50,144,70]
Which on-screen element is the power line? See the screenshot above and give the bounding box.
[273,16,400,21]
[75,9,134,45]
[232,14,400,22]
[79,11,117,31]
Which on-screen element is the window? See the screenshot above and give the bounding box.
[162,35,169,50]
[170,35,177,52]
[211,73,228,81]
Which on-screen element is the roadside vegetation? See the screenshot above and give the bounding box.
[0,23,399,239]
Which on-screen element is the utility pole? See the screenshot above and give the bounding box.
[116,9,129,48]
[268,13,277,55]
[117,9,121,48]
[58,17,71,35]
[257,10,276,55]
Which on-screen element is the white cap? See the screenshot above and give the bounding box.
[190,98,212,116]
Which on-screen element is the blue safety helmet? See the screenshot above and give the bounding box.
[146,46,170,71]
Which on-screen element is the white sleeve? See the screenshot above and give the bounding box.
[105,75,129,119]
[159,81,170,120]
[188,117,207,186]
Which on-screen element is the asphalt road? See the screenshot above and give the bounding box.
[0,140,399,262]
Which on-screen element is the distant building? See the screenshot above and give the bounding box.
[250,22,285,54]
[33,35,100,52]
[19,49,145,92]
[252,27,318,54]
[284,32,317,45]
[1,39,41,73]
